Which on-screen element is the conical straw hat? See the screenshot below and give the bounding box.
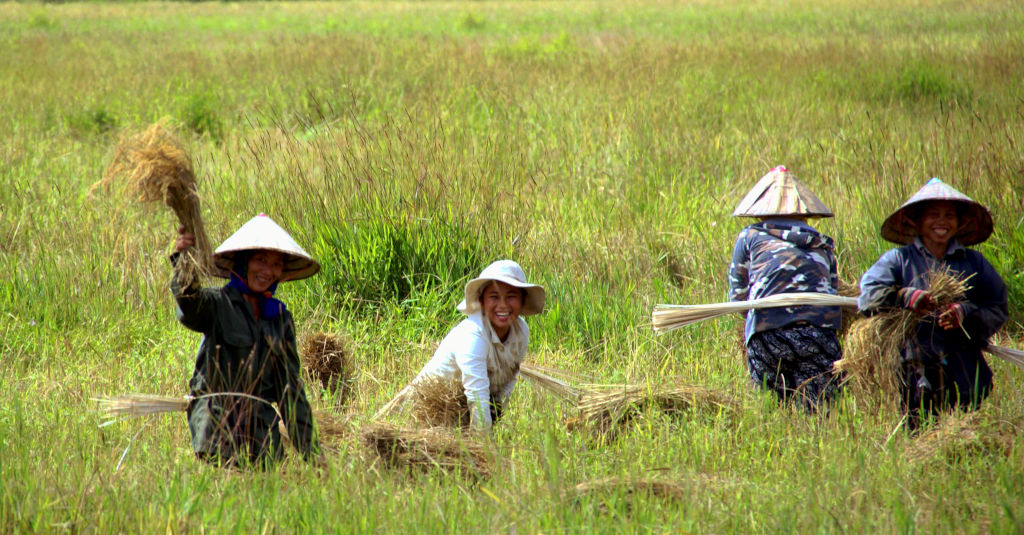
[880,178,993,245]
[212,213,320,281]
[457,260,545,316]
[732,166,833,218]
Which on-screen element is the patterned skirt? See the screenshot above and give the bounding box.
[746,323,843,413]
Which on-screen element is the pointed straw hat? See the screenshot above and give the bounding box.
[732,165,833,218]
[880,178,993,245]
[457,260,545,316]
[212,213,320,281]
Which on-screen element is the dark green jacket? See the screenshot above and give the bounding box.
[171,263,318,465]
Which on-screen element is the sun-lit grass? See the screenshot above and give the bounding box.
[2,0,1024,532]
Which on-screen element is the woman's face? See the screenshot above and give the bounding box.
[246,250,285,293]
[915,201,959,251]
[481,281,524,340]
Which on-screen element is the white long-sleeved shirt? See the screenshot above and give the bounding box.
[412,312,529,429]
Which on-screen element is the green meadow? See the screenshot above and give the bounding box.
[2,0,1024,531]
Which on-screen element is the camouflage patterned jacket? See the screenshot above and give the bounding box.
[728,218,840,343]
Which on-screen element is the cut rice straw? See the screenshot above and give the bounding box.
[94,122,213,288]
[652,292,858,333]
[94,393,349,442]
[984,345,1024,372]
[834,267,971,407]
[903,411,1016,464]
[361,422,492,478]
[567,382,739,438]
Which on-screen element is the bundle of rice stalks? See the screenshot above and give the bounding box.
[95,122,213,287]
[836,280,861,336]
[903,411,1017,464]
[984,345,1024,372]
[407,375,471,428]
[361,423,492,478]
[96,393,347,445]
[519,363,580,400]
[652,292,858,333]
[301,331,352,406]
[566,383,738,438]
[834,267,971,405]
[571,476,687,502]
[95,394,190,426]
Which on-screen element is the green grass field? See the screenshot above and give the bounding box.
[2,0,1024,532]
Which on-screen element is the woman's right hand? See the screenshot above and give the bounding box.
[175,225,196,253]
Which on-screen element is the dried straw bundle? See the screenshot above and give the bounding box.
[903,411,1016,464]
[652,292,858,333]
[566,383,738,437]
[984,345,1024,372]
[407,376,471,428]
[97,123,213,287]
[95,394,190,426]
[834,267,971,404]
[301,331,351,406]
[836,280,861,336]
[519,363,580,400]
[361,423,492,478]
[571,476,688,502]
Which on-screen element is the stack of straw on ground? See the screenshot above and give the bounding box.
[94,122,214,289]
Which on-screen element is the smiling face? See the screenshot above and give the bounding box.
[246,250,285,294]
[914,201,959,255]
[480,281,524,341]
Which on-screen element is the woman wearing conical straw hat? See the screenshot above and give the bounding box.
[376,260,545,432]
[728,165,843,413]
[172,214,321,467]
[858,178,1007,431]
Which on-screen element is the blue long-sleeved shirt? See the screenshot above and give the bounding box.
[728,218,840,343]
[858,238,1007,364]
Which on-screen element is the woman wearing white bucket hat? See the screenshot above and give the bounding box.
[377,259,545,431]
[172,213,321,467]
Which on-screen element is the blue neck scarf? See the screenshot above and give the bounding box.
[226,273,285,320]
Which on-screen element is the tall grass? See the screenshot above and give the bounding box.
[2,0,1024,532]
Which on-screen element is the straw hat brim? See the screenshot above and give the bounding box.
[458,277,545,316]
[213,248,321,281]
[879,180,993,245]
[880,199,993,246]
[732,169,833,218]
[212,214,320,281]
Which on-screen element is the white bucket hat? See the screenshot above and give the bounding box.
[732,165,833,218]
[212,213,320,281]
[457,260,545,316]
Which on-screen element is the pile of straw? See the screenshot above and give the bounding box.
[361,423,492,478]
[571,476,687,502]
[566,383,739,438]
[301,332,351,406]
[407,376,471,428]
[836,280,861,336]
[652,292,858,333]
[96,123,213,287]
[904,411,1016,464]
[834,267,971,404]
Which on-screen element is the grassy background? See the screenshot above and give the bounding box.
[2,0,1024,532]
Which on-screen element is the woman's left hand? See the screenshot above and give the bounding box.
[937,303,965,330]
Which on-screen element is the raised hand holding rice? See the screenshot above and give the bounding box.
[857,178,1007,432]
[173,213,322,467]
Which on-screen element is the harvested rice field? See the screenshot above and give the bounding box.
[2,0,1024,532]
